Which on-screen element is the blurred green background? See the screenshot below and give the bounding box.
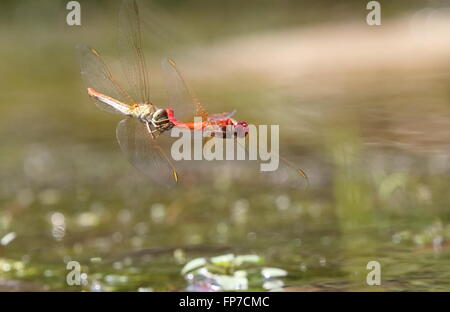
[0,0,450,291]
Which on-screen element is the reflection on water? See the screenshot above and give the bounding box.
[181,254,287,291]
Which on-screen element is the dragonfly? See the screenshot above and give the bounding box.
[77,0,250,186]
[160,57,309,186]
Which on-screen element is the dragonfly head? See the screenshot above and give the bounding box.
[152,108,168,122]
[234,121,249,138]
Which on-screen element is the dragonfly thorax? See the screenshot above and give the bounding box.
[138,107,174,136]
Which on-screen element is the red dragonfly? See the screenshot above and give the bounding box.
[77,0,250,186]
[161,58,249,139]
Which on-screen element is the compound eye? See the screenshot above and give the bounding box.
[235,121,249,137]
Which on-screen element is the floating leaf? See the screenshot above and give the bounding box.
[181,257,207,275]
[0,232,17,246]
[215,274,248,291]
[263,279,284,290]
[235,255,263,265]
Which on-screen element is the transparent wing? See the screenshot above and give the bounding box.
[118,0,151,105]
[116,118,178,187]
[208,110,237,122]
[77,44,134,113]
[161,57,208,122]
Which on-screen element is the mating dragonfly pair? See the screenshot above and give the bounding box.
[78,0,306,187]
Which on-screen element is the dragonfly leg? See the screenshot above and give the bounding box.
[145,121,152,133]
[151,118,170,127]
[145,122,159,139]
[148,122,166,139]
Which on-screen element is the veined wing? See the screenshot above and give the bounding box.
[116,118,178,187]
[77,44,134,113]
[118,0,151,105]
[161,57,208,123]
